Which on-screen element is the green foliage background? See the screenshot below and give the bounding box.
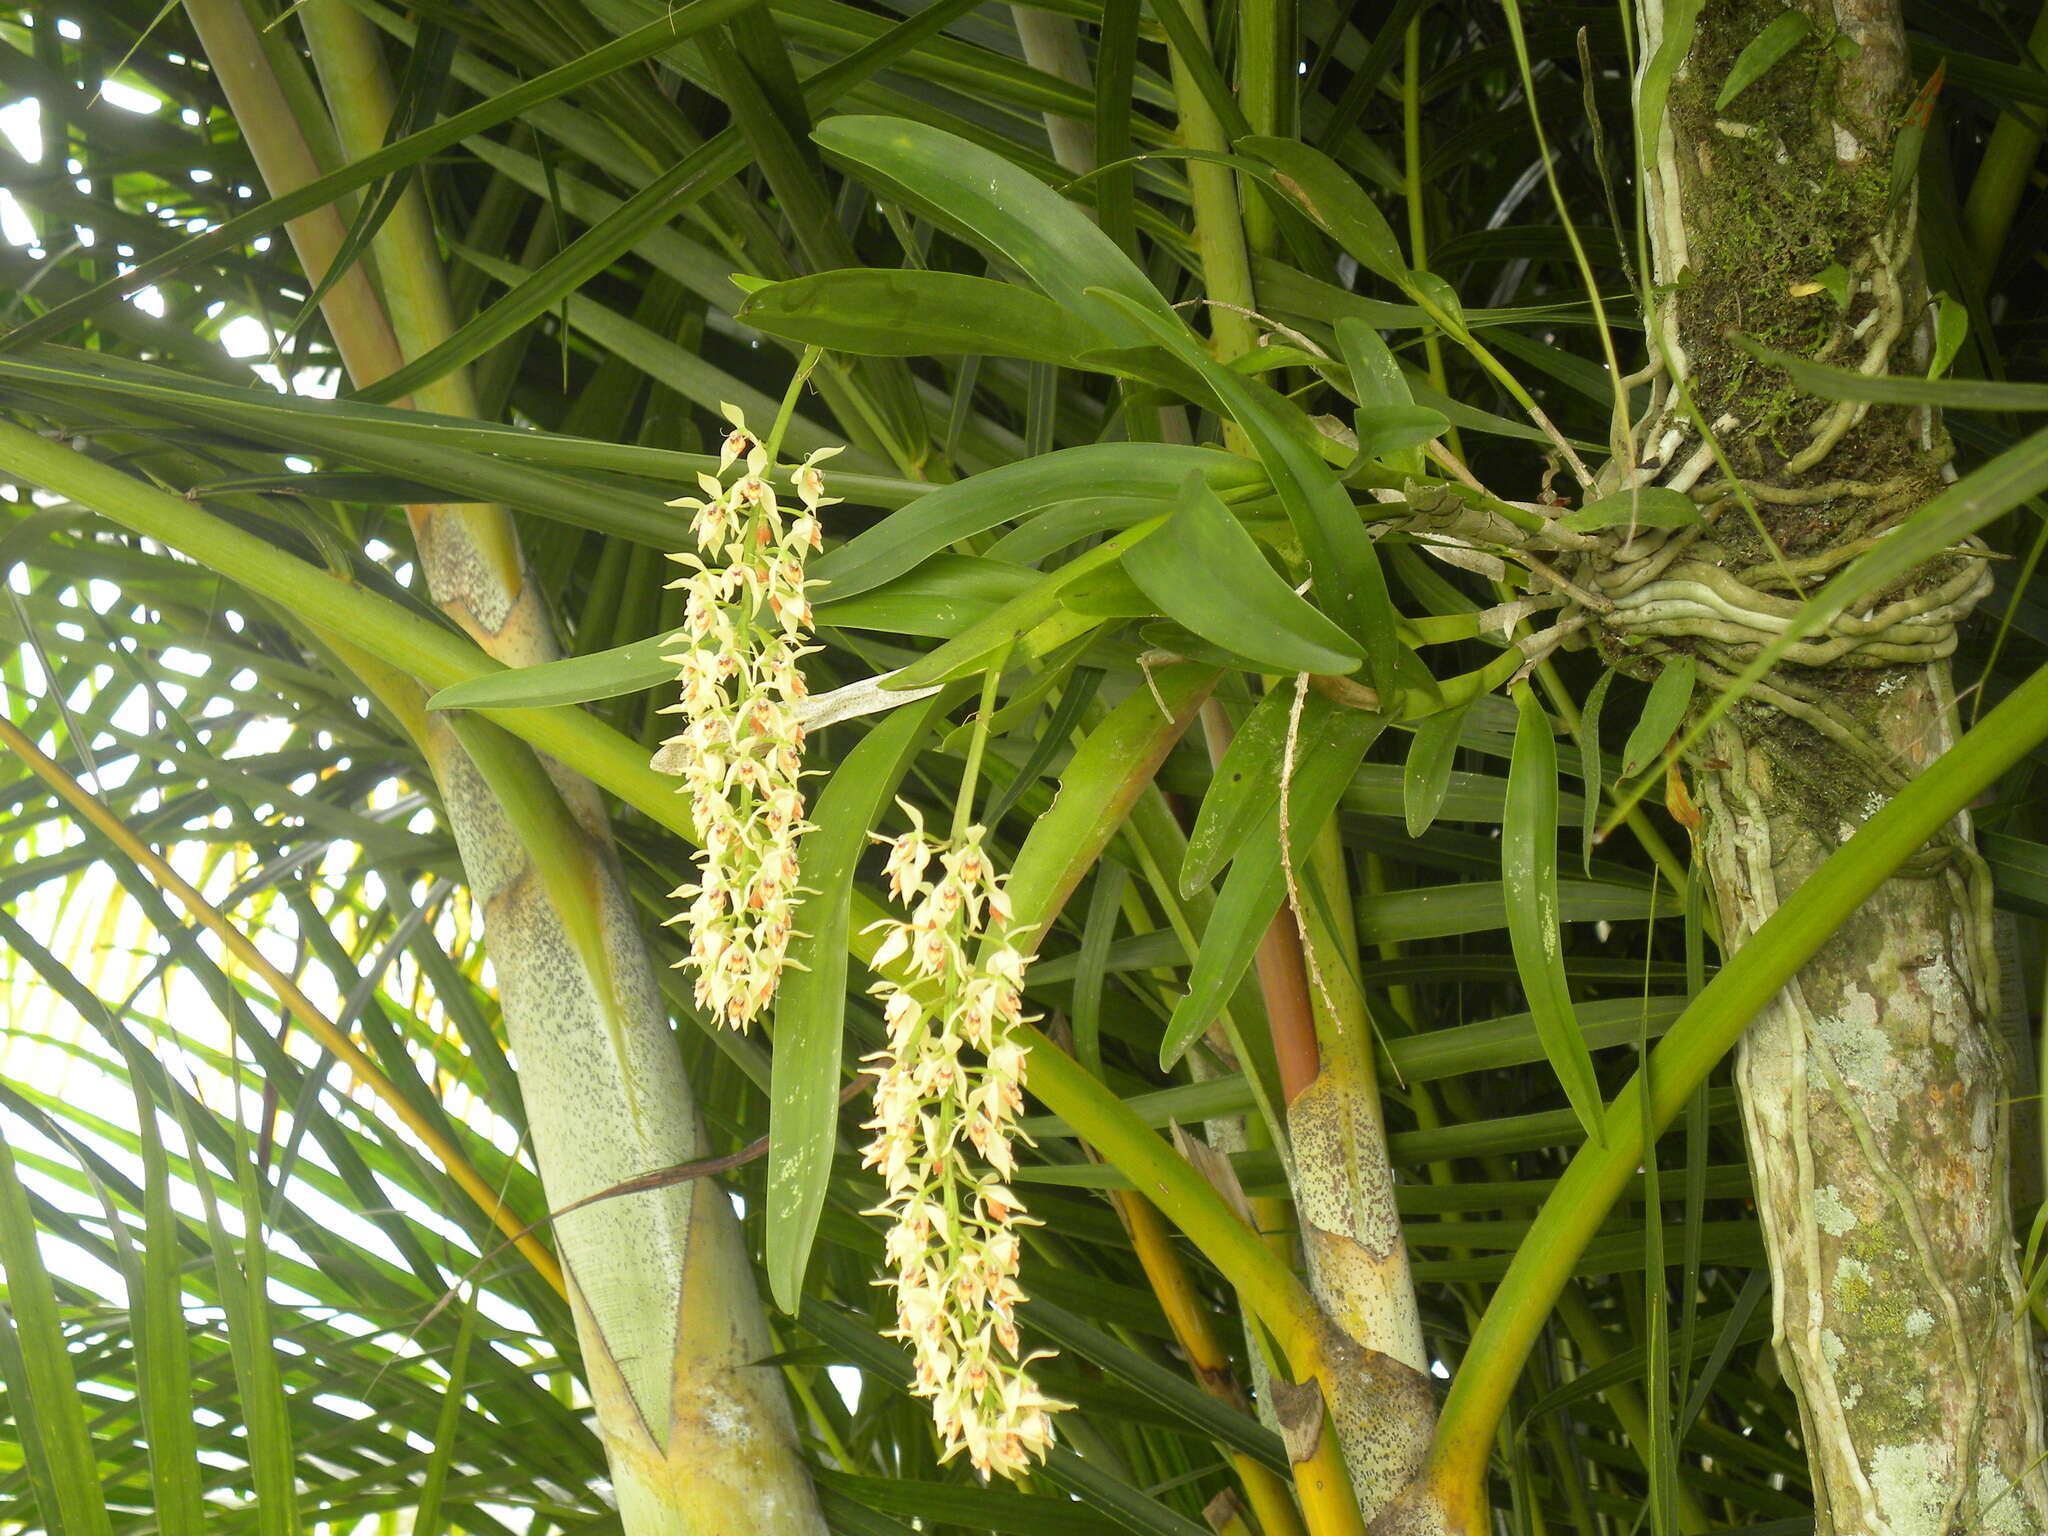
[1,1,2045,1533]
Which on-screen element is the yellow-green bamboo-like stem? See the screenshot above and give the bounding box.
[1284,822,1434,1526]
[178,0,403,389]
[1290,823,1425,1376]
[1203,699,1433,1525]
[1291,1429,1372,1536]
[1236,0,1285,256]
[293,0,533,643]
[1400,10,1459,466]
[1113,1190,1309,1536]
[1195,701,1313,1167]
[1160,0,1259,363]
[181,3,829,1528]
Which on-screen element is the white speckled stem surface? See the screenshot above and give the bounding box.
[187,0,836,1514]
[429,713,824,1534]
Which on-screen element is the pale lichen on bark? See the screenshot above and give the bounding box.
[1695,680,2043,1535]
[1620,2,2048,1530]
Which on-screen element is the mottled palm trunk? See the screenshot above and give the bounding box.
[183,2,826,1528]
[1619,2,2048,1528]
[1284,857,1435,1524]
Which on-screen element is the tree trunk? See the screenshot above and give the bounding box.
[182,3,828,1528]
[1618,2,2048,1529]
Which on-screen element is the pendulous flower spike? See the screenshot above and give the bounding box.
[861,816,1067,1479]
[665,409,830,1030]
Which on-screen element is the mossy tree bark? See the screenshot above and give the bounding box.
[1610,2,2048,1529]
